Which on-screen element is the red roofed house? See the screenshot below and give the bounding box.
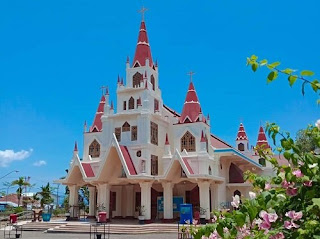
[57,11,276,222]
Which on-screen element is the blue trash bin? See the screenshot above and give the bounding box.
[180,204,193,224]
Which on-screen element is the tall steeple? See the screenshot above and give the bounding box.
[132,7,153,67]
[256,126,271,149]
[90,95,105,132]
[179,81,204,123]
[236,123,248,141]
[236,123,249,153]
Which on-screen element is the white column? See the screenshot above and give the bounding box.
[97,184,110,218]
[69,185,79,218]
[210,182,218,211]
[139,181,152,220]
[198,181,211,220]
[125,185,134,217]
[217,181,227,209]
[88,186,96,216]
[162,182,173,220]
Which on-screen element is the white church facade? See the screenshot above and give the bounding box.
[58,14,276,222]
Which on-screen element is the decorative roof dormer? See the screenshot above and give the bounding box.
[132,10,153,68]
[179,81,205,124]
[256,126,271,150]
[90,95,105,132]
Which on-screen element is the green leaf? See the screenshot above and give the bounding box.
[247,206,258,222]
[282,68,294,74]
[250,55,258,61]
[234,211,246,227]
[267,62,281,69]
[312,198,320,207]
[252,62,258,72]
[283,151,291,160]
[317,99,320,105]
[260,59,268,66]
[288,75,298,87]
[311,80,320,92]
[301,70,315,76]
[216,223,224,237]
[267,71,278,83]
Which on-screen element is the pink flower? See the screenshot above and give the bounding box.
[303,180,312,187]
[284,220,300,229]
[270,232,285,239]
[231,195,240,208]
[286,187,298,196]
[285,211,303,220]
[292,169,304,178]
[208,230,219,239]
[249,191,256,199]
[282,180,293,189]
[265,183,271,190]
[258,211,278,230]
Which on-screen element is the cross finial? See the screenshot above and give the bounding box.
[187,71,195,82]
[138,6,148,21]
[100,86,107,95]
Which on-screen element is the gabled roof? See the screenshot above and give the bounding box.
[132,20,153,67]
[179,82,205,124]
[81,162,95,177]
[236,123,248,141]
[210,134,232,149]
[90,95,105,132]
[119,145,137,175]
[256,126,271,149]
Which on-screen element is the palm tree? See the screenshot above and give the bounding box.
[38,183,54,207]
[11,177,31,207]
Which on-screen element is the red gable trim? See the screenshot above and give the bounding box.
[182,157,194,174]
[82,163,95,177]
[119,145,137,175]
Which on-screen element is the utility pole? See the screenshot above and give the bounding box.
[54,183,60,208]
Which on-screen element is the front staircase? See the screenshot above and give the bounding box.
[21,221,178,234]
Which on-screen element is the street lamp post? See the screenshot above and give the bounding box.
[0,170,19,180]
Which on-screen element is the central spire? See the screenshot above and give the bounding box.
[132,7,153,67]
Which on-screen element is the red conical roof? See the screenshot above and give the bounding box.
[74,141,78,152]
[179,82,204,123]
[200,131,206,142]
[256,126,270,149]
[236,123,248,141]
[90,95,105,132]
[165,133,169,145]
[132,20,153,67]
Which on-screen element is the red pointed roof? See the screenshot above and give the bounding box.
[256,126,271,149]
[236,123,248,141]
[179,82,204,123]
[165,133,169,145]
[132,20,153,67]
[90,95,105,132]
[200,131,206,142]
[74,141,78,152]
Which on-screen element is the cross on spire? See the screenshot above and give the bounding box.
[138,6,148,21]
[187,71,195,82]
[100,86,108,95]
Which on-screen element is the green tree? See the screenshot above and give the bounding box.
[38,183,54,207]
[296,129,316,153]
[11,177,31,207]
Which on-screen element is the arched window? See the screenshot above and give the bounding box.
[238,143,244,151]
[89,139,100,158]
[151,155,158,175]
[259,158,266,167]
[181,131,196,152]
[129,97,135,109]
[151,75,155,91]
[131,126,137,141]
[133,72,142,88]
[122,122,130,132]
[208,166,212,175]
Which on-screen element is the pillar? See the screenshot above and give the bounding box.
[210,182,218,211]
[162,182,173,220]
[88,186,96,217]
[97,184,111,219]
[69,185,79,218]
[198,181,211,220]
[139,181,152,221]
[125,185,134,218]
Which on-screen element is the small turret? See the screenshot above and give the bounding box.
[164,133,171,156]
[236,123,249,153]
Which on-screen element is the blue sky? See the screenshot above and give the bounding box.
[0,1,319,195]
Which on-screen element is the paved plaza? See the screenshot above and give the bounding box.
[15,231,176,239]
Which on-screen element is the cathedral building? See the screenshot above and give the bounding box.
[58,13,275,222]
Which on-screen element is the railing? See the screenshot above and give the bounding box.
[0,210,33,229]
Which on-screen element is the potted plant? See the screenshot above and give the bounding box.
[136,205,145,224]
[199,207,207,224]
[96,203,107,223]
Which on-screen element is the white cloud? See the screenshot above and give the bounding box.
[33,160,47,167]
[0,149,33,167]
